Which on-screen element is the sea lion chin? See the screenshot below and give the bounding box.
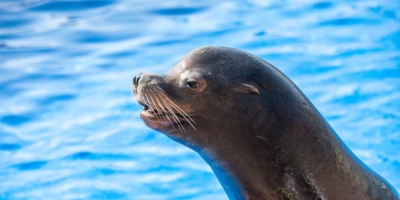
[132,46,399,200]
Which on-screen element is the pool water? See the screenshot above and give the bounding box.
[0,0,399,199]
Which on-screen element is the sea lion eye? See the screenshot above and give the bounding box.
[186,81,199,89]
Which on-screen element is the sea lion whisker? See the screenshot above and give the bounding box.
[151,90,184,133]
[149,89,178,131]
[144,92,176,131]
[152,88,197,131]
[154,90,186,133]
[157,87,197,125]
[164,102,186,134]
[158,92,194,123]
[149,89,165,113]
[147,89,163,119]
[131,85,136,95]
[140,88,147,108]
[165,101,197,131]
[131,89,140,110]
[158,90,186,132]
[145,91,164,121]
[143,89,154,113]
[149,91,166,118]
[167,107,186,133]
[142,89,150,108]
[149,89,170,117]
[156,88,197,131]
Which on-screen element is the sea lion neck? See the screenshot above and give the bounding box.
[195,96,397,200]
[193,97,337,199]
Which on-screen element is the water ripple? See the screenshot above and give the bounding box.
[12,161,47,170]
[0,0,399,199]
[29,0,116,12]
[151,7,206,15]
[66,152,131,161]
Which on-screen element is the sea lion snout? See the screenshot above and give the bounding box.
[132,73,164,87]
[132,72,163,104]
[132,71,198,136]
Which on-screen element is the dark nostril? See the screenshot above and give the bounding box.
[133,75,141,86]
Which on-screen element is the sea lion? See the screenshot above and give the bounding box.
[132,46,399,200]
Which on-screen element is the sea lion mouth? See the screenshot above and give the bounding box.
[138,101,185,119]
[138,101,150,112]
[137,97,193,133]
[134,86,197,132]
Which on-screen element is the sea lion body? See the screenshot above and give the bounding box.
[132,46,399,200]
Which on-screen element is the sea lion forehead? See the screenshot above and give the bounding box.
[187,46,267,78]
[186,46,236,66]
[166,59,206,77]
[167,46,266,81]
[166,47,222,76]
[188,46,265,70]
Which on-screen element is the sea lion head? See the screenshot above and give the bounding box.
[132,46,314,199]
[132,46,306,152]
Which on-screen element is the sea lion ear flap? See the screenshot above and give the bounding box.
[234,83,260,95]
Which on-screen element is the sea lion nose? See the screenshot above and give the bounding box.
[132,73,142,86]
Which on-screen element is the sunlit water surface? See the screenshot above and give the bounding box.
[0,0,399,199]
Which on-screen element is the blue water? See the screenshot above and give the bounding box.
[0,0,399,199]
